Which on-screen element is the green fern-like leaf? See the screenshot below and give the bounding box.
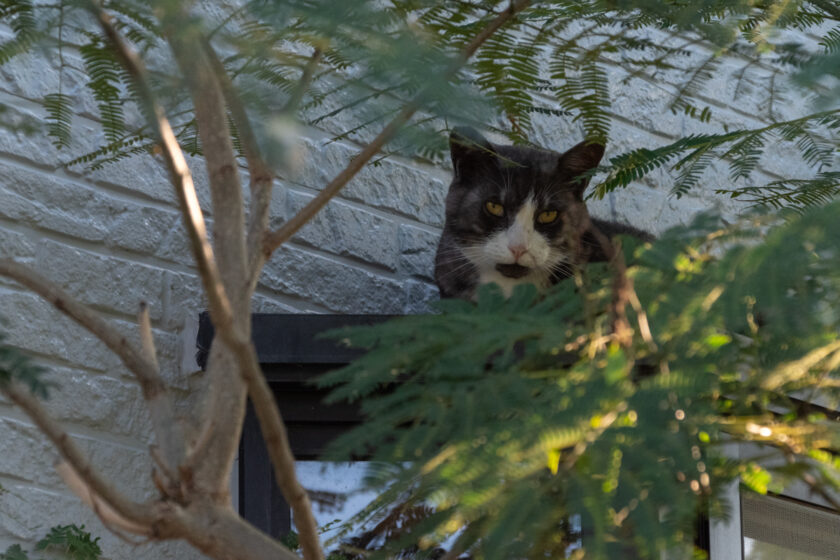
[0,544,28,560]
[79,40,126,143]
[36,525,101,560]
[0,0,39,65]
[43,93,73,149]
[0,331,53,399]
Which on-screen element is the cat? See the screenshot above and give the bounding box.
[434,127,651,300]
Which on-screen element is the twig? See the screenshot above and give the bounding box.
[56,461,151,539]
[165,28,249,309]
[0,260,158,389]
[92,6,237,339]
[201,38,276,291]
[2,382,154,528]
[233,341,323,560]
[162,7,325,559]
[282,47,323,115]
[137,302,159,371]
[584,223,634,348]
[263,0,532,256]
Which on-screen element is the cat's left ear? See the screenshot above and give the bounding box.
[450,126,498,180]
[557,140,605,199]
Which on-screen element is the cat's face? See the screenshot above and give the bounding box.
[440,127,604,296]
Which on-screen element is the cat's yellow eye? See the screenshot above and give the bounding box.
[537,210,558,224]
[485,201,504,217]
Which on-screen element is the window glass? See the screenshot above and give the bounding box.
[294,461,379,548]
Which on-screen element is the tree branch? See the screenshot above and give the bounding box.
[234,342,322,559]
[94,5,254,509]
[164,22,249,312]
[1,382,155,528]
[160,9,328,560]
[174,501,302,560]
[92,5,238,340]
[56,461,152,537]
[263,0,532,257]
[282,47,323,115]
[137,302,159,371]
[584,223,634,349]
[0,260,157,387]
[201,39,275,292]
[0,259,186,472]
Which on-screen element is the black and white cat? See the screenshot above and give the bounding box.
[435,127,650,300]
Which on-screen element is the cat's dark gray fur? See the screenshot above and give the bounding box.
[434,127,651,300]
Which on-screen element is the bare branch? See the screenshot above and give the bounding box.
[234,342,322,559]
[56,461,152,537]
[282,47,323,115]
[201,39,275,291]
[163,20,249,311]
[92,6,237,339]
[94,7,250,501]
[138,302,158,371]
[263,0,532,257]
[2,382,155,527]
[160,9,325,557]
[0,258,187,475]
[0,259,158,388]
[174,502,302,560]
[584,223,634,349]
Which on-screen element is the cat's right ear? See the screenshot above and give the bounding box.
[450,127,497,180]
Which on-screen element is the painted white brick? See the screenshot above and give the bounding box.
[0,161,184,256]
[35,240,165,319]
[260,245,414,314]
[42,366,153,441]
[0,291,123,373]
[398,224,439,280]
[0,419,63,488]
[0,228,36,261]
[295,137,449,227]
[287,190,399,269]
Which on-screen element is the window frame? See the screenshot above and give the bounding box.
[710,434,840,559]
[197,313,758,554]
[196,313,392,538]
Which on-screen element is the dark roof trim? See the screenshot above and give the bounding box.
[195,312,394,369]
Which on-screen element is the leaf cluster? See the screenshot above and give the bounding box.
[319,203,840,559]
[592,109,839,205]
[0,525,101,560]
[0,331,53,399]
[1,0,836,209]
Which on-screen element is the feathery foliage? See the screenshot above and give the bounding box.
[0,0,833,207]
[0,525,101,560]
[320,204,840,558]
[0,1,839,559]
[0,331,52,399]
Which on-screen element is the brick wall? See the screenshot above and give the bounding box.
[0,23,816,560]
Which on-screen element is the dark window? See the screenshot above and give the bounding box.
[196,313,391,538]
[196,313,711,555]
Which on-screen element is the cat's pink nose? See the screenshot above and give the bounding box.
[508,244,527,260]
